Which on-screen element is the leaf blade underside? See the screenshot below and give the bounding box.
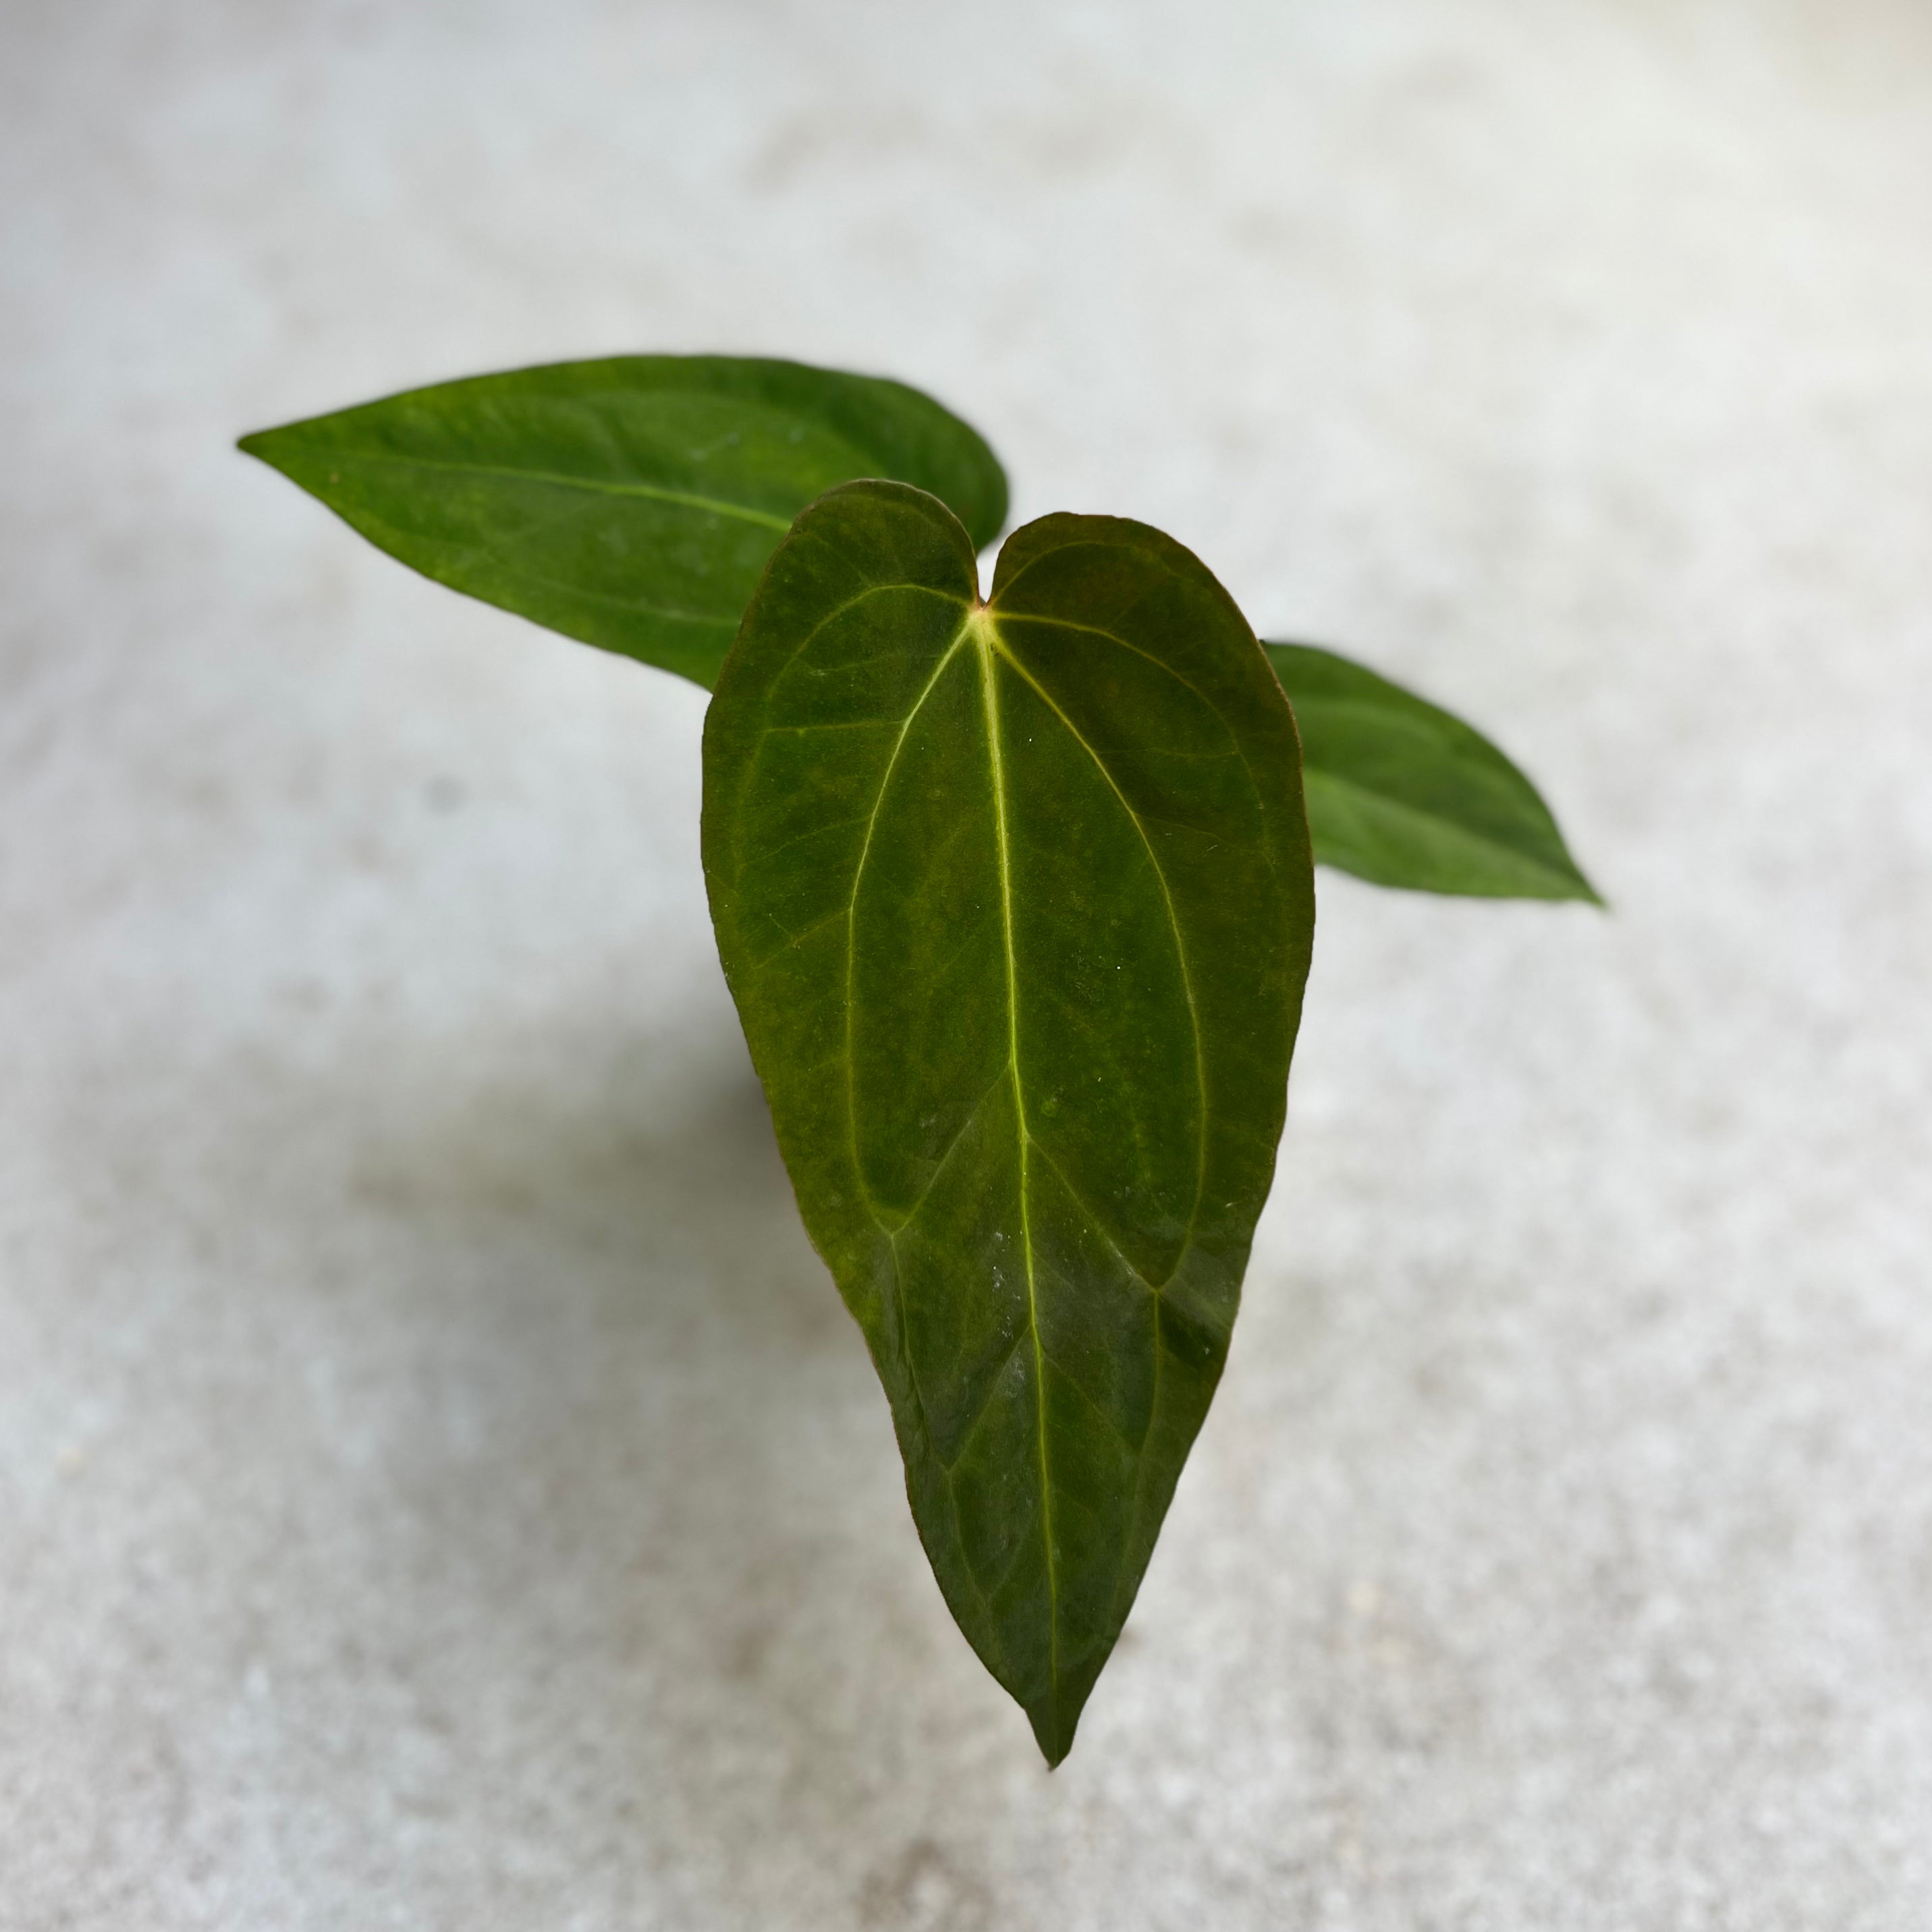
[1265,641,1599,902]
[239,356,1008,690]
[704,482,1314,1763]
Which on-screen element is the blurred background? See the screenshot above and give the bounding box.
[3,1,1930,1926]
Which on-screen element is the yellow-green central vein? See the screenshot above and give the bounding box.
[313,450,796,530]
[973,607,1059,1731]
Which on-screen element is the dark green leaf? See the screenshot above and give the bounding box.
[704,482,1314,1763]
[239,357,1008,690]
[1265,641,1601,902]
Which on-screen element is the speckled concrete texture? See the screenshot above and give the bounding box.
[3,2,1931,1926]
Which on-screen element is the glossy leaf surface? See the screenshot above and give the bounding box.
[240,357,1008,690]
[704,482,1314,1763]
[1266,641,1600,902]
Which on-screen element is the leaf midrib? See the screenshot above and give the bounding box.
[974,609,1061,1747]
[833,587,1219,1748]
[283,448,797,532]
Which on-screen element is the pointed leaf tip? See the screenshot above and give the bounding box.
[238,356,1008,690]
[1265,640,1601,903]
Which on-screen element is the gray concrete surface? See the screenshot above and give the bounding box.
[4,1,1931,1925]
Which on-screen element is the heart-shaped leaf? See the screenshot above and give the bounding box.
[704,482,1314,1763]
[239,357,1008,690]
[1265,641,1601,902]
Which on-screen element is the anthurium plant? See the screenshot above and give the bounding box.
[242,356,1597,1765]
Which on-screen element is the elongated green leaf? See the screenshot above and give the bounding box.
[704,482,1314,1763]
[239,357,1008,690]
[1265,641,1601,902]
